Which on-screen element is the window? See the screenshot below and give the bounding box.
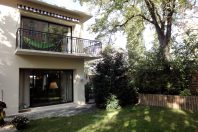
[20,17,72,52]
[19,69,73,108]
[21,17,72,35]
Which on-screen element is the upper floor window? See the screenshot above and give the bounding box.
[21,17,72,36]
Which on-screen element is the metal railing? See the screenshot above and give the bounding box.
[16,28,102,56]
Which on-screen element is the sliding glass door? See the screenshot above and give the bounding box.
[19,69,73,108]
[60,71,73,102]
[21,17,72,52]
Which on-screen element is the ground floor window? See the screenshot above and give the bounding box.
[19,69,73,109]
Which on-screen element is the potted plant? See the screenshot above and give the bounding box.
[0,101,6,126]
[11,116,29,130]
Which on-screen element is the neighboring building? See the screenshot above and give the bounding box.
[0,0,102,115]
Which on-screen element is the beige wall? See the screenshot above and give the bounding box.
[0,0,86,115]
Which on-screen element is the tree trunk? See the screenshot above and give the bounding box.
[162,38,171,61]
[144,0,174,62]
[156,31,171,62]
[156,33,171,72]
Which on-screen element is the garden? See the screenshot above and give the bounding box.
[1,0,198,131]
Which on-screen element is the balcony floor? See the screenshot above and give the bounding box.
[15,48,101,60]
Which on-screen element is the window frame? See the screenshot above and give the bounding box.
[21,16,72,37]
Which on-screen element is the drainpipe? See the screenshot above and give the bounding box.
[1,90,3,101]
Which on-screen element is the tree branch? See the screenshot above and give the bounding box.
[165,0,176,45]
[161,1,166,34]
[137,14,154,24]
[113,14,153,29]
[114,15,136,28]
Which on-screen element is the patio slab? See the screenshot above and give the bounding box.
[9,103,96,120]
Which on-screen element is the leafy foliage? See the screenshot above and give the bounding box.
[0,101,6,110]
[93,46,138,108]
[0,101,6,126]
[11,116,29,130]
[78,0,197,96]
[79,0,197,61]
[106,94,121,110]
[132,31,198,95]
[173,31,198,71]
[134,53,185,94]
[180,89,192,96]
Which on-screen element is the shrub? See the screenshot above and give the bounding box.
[93,46,138,108]
[0,101,6,110]
[179,89,191,96]
[106,94,120,110]
[132,31,198,95]
[134,50,196,95]
[11,116,29,130]
[0,101,6,126]
[117,85,138,106]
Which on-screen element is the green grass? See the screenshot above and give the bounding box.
[22,106,198,132]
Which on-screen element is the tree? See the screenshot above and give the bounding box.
[93,46,138,108]
[78,0,198,96]
[79,0,197,62]
[133,30,198,95]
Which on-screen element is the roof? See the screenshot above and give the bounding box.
[26,0,92,23]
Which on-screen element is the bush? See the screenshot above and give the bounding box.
[93,46,138,108]
[0,101,6,126]
[132,31,198,95]
[0,101,6,110]
[179,89,191,96]
[11,116,29,130]
[106,94,120,110]
[133,50,196,95]
[117,85,138,106]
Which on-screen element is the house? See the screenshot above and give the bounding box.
[0,0,102,115]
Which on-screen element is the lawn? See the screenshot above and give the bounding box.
[22,106,198,132]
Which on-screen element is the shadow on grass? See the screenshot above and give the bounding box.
[21,105,198,132]
[92,105,198,132]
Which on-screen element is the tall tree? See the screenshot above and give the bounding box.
[79,0,197,62]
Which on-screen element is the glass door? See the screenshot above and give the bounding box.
[21,17,72,52]
[26,69,73,107]
[48,24,72,52]
[60,71,73,102]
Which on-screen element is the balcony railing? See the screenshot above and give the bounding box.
[16,28,102,56]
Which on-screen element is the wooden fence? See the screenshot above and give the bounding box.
[139,94,198,111]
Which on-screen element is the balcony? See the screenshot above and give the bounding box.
[15,28,102,59]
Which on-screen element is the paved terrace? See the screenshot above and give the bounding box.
[1,103,95,132]
[10,103,95,120]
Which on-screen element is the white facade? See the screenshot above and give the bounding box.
[0,0,99,115]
